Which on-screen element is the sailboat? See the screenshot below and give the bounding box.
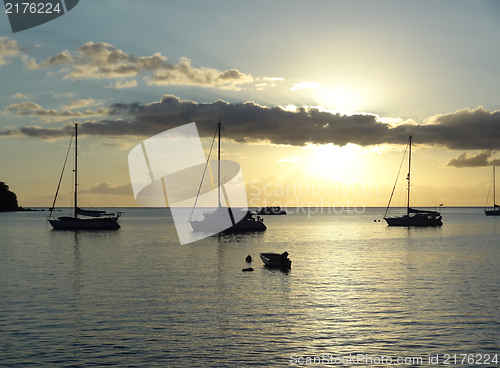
[48,123,121,229]
[484,166,500,216]
[188,122,267,233]
[384,136,443,227]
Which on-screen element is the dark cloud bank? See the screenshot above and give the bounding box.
[2,95,500,155]
[446,150,500,168]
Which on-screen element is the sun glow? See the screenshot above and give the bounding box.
[313,86,360,115]
[303,143,366,182]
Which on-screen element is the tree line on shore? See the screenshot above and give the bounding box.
[0,182,22,212]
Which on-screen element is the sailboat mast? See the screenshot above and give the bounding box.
[218,122,221,208]
[74,123,78,218]
[494,166,496,206]
[407,136,412,216]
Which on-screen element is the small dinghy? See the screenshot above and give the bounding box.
[259,252,292,269]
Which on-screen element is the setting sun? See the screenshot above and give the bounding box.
[313,86,360,114]
[303,143,366,182]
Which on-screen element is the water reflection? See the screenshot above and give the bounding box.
[70,232,83,346]
[3,208,499,366]
[71,232,82,299]
[215,231,265,243]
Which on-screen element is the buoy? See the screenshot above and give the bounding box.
[242,267,254,272]
[245,255,252,263]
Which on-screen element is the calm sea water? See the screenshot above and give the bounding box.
[1,207,499,367]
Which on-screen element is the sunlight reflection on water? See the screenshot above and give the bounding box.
[0,208,499,366]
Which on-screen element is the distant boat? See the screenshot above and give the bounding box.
[257,206,286,215]
[384,136,443,227]
[484,166,500,216]
[188,122,266,233]
[48,124,121,230]
[260,252,292,269]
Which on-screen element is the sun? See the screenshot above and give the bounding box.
[303,143,366,182]
[312,86,360,115]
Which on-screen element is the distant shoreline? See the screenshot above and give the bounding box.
[3,206,489,210]
[0,207,47,212]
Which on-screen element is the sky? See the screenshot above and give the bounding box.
[2,0,500,209]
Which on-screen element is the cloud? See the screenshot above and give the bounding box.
[0,37,23,66]
[100,140,137,149]
[3,97,500,152]
[25,42,253,90]
[99,95,395,146]
[106,80,138,89]
[80,182,133,196]
[447,150,500,168]
[0,125,74,138]
[144,60,253,90]
[5,101,109,123]
[6,102,43,111]
[11,93,30,99]
[0,95,389,142]
[414,106,500,150]
[254,77,284,89]
[24,50,73,69]
[62,98,102,109]
[262,77,284,81]
[54,92,75,98]
[290,81,322,91]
